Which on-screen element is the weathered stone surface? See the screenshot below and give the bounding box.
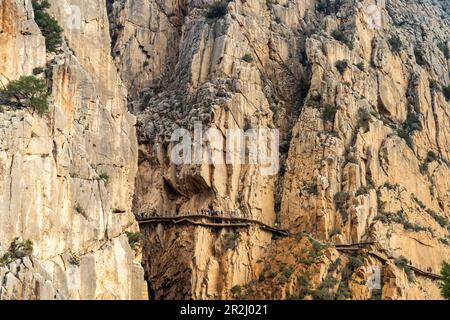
[110,0,449,300]
[1,0,449,301]
[0,0,144,300]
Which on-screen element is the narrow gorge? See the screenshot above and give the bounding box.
[0,0,449,300]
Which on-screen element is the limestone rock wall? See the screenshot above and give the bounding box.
[0,0,144,299]
[2,0,446,300]
[279,0,450,299]
[108,0,319,299]
[109,0,449,300]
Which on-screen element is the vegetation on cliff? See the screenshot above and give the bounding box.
[32,0,63,52]
[440,262,450,299]
[0,76,49,114]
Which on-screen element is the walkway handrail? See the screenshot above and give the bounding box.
[137,214,289,236]
[408,264,443,280]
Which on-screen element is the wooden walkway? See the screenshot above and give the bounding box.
[335,242,443,280]
[137,215,289,237]
[138,217,443,281]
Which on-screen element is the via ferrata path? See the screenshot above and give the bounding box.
[137,214,289,237]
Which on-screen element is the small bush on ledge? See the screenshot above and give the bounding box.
[205,1,229,19]
[0,76,49,115]
[335,60,348,75]
[331,29,354,50]
[322,104,338,122]
[98,173,110,185]
[443,84,450,101]
[388,35,403,53]
[69,253,80,267]
[242,53,253,63]
[125,231,143,250]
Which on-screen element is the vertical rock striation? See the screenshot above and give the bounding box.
[0,0,144,299]
[109,0,449,300]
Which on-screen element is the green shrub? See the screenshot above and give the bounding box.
[336,284,352,300]
[322,104,338,122]
[426,209,448,228]
[99,173,110,185]
[0,76,49,114]
[335,60,348,75]
[414,47,425,66]
[0,252,13,266]
[312,276,338,300]
[231,285,242,295]
[443,84,450,102]
[383,182,398,190]
[125,231,143,250]
[21,240,34,255]
[258,272,265,282]
[426,150,438,162]
[282,266,294,279]
[375,209,431,233]
[222,232,239,250]
[396,128,413,148]
[331,29,353,50]
[8,238,34,257]
[297,275,313,299]
[74,203,86,215]
[374,210,407,225]
[298,240,323,266]
[242,53,253,63]
[69,253,80,267]
[358,108,371,130]
[355,185,371,197]
[329,258,341,272]
[348,255,364,270]
[32,67,44,75]
[438,42,449,60]
[429,79,440,93]
[306,183,318,195]
[205,1,229,19]
[419,162,428,174]
[388,35,403,53]
[356,62,365,71]
[333,191,350,219]
[32,0,63,52]
[143,93,153,105]
[316,0,328,13]
[0,239,34,265]
[440,261,450,299]
[397,112,422,149]
[395,256,414,283]
[335,254,364,299]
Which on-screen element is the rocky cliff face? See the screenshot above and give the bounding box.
[0,0,448,300]
[108,0,449,300]
[0,0,144,299]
